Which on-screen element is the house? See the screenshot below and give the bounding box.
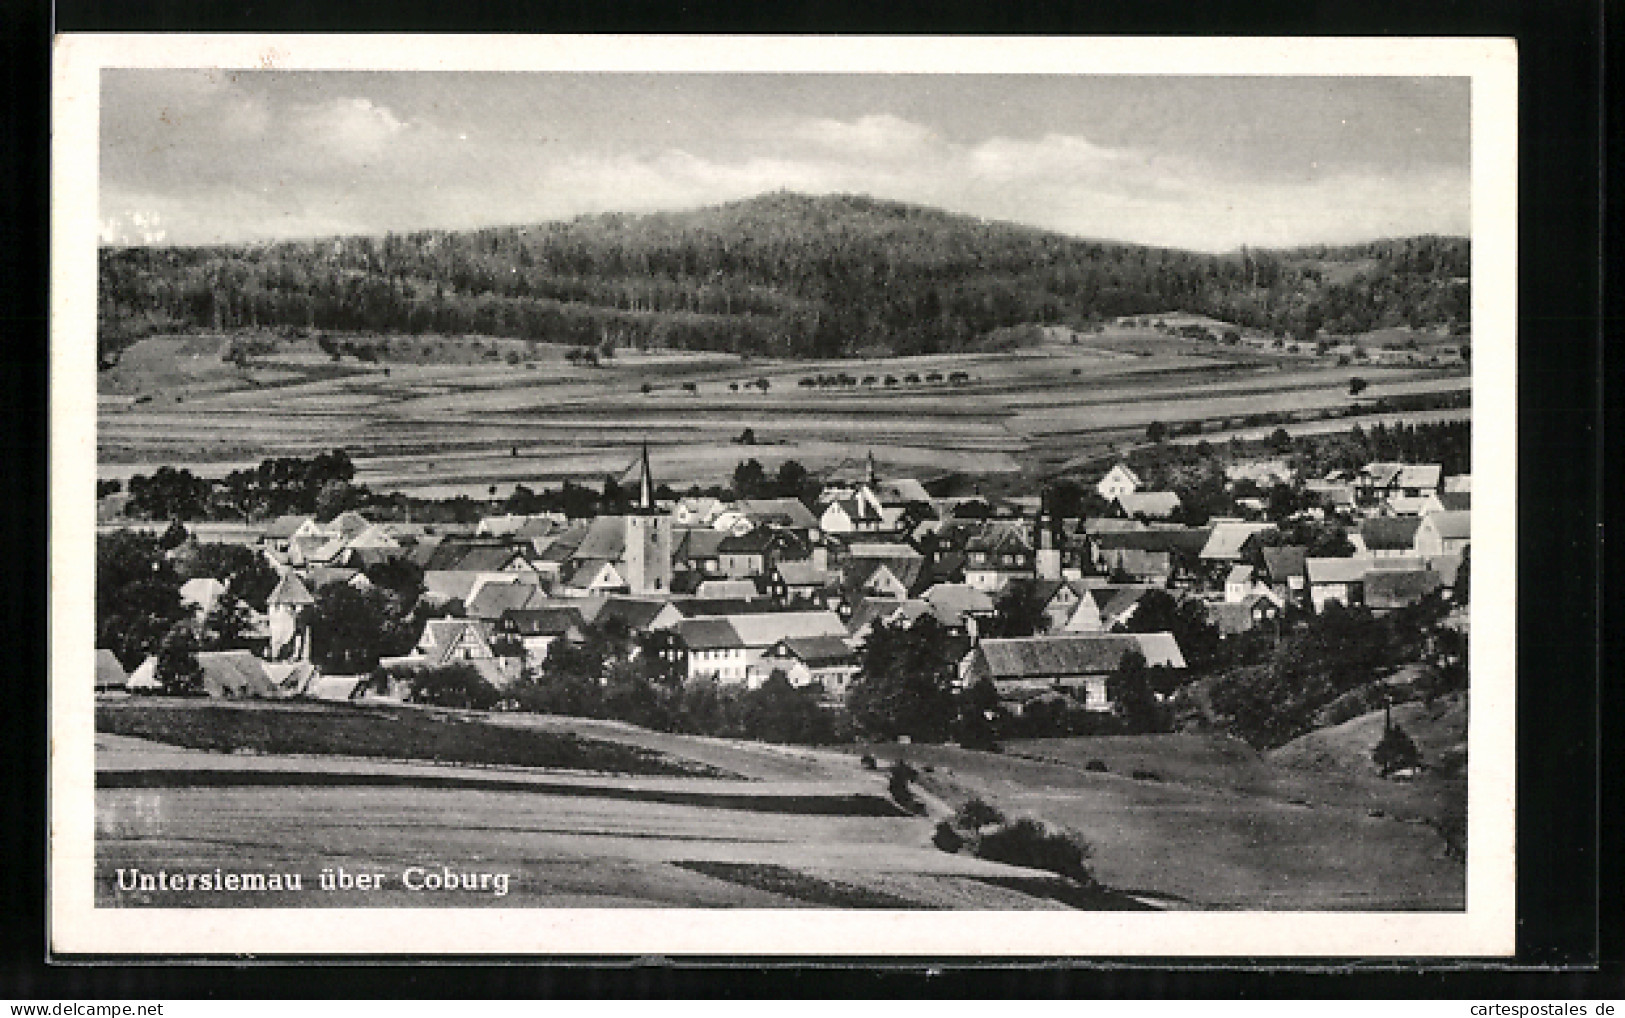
[465,580,548,622]
[846,558,923,600]
[734,498,822,537]
[1414,510,1470,557]
[266,573,315,661]
[1061,583,1159,633]
[1356,516,1424,559]
[1224,564,1260,602]
[497,606,586,671]
[674,618,751,683]
[694,578,762,600]
[261,515,315,553]
[726,611,851,686]
[672,497,724,527]
[1096,464,1142,502]
[820,495,885,535]
[1198,521,1278,579]
[592,596,685,635]
[384,618,521,689]
[767,561,836,608]
[1208,593,1285,638]
[421,537,539,575]
[1259,545,1309,604]
[1114,491,1182,520]
[95,649,127,692]
[962,633,1185,713]
[1305,557,1368,611]
[716,528,779,579]
[1356,462,1443,507]
[918,583,997,634]
[672,528,730,576]
[759,635,860,699]
[963,523,1036,592]
[1364,569,1444,612]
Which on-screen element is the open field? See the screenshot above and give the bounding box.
[95,700,1465,909]
[97,331,1469,494]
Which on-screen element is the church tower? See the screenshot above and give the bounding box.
[1036,490,1063,581]
[622,442,673,595]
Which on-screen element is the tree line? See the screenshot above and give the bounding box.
[99,192,1470,365]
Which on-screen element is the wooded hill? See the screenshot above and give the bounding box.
[98,192,1470,366]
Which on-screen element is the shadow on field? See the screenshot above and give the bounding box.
[96,768,910,818]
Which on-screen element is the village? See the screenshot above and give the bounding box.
[95,438,1470,749]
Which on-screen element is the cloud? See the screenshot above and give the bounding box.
[793,114,938,158]
[292,97,411,164]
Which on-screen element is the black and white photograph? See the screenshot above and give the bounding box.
[50,35,1518,957]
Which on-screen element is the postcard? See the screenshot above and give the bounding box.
[51,34,1517,956]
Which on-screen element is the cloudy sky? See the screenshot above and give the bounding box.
[100,71,1469,252]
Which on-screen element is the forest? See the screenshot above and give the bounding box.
[98,192,1470,366]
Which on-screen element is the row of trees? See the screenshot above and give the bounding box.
[98,193,1471,365]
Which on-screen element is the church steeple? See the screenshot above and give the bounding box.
[635,441,657,513]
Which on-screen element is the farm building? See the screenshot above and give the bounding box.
[1208,593,1285,638]
[962,633,1185,713]
[1115,491,1182,520]
[758,635,860,698]
[1259,545,1309,603]
[1306,557,1368,611]
[1364,569,1444,612]
[1356,517,1424,559]
[1096,464,1142,502]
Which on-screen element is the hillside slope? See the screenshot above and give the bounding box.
[99,192,1469,365]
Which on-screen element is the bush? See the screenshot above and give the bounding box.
[1131,769,1163,782]
[887,760,918,799]
[932,821,966,853]
[859,753,877,770]
[408,663,502,711]
[1084,759,1108,773]
[975,818,1096,885]
[953,797,1006,831]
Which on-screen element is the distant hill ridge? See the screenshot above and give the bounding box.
[98,191,1470,366]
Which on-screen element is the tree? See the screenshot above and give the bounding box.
[847,618,960,742]
[308,584,414,674]
[1372,721,1423,776]
[313,480,359,522]
[1106,650,1166,733]
[1348,376,1369,397]
[739,671,835,744]
[955,677,1002,750]
[737,427,757,446]
[154,625,204,696]
[201,592,256,651]
[1114,589,1221,677]
[1455,546,1470,605]
[1146,421,1167,444]
[986,584,1050,639]
[731,458,767,499]
[1268,427,1294,453]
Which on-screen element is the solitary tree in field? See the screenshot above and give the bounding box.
[1146,421,1167,444]
[1348,377,1369,397]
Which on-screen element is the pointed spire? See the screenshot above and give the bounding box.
[865,449,877,485]
[636,441,657,512]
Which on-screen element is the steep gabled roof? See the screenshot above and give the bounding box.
[726,610,848,648]
[263,515,314,540]
[1199,521,1277,561]
[594,596,677,632]
[571,516,628,562]
[672,527,730,562]
[1116,491,1182,518]
[266,573,315,607]
[196,650,280,699]
[1260,545,1309,583]
[976,634,1157,679]
[95,649,127,690]
[422,570,485,605]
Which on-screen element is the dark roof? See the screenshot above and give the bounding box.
[670,598,785,618]
[847,556,927,594]
[674,617,744,650]
[774,635,856,666]
[594,597,674,631]
[571,516,628,562]
[975,635,1150,679]
[465,581,547,620]
[673,528,729,561]
[420,537,532,573]
[1360,516,1423,551]
[1364,569,1442,609]
[1092,527,1211,556]
[1260,545,1309,582]
[196,651,279,698]
[1439,491,1471,511]
[499,606,585,637]
[735,498,820,530]
[718,529,776,554]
